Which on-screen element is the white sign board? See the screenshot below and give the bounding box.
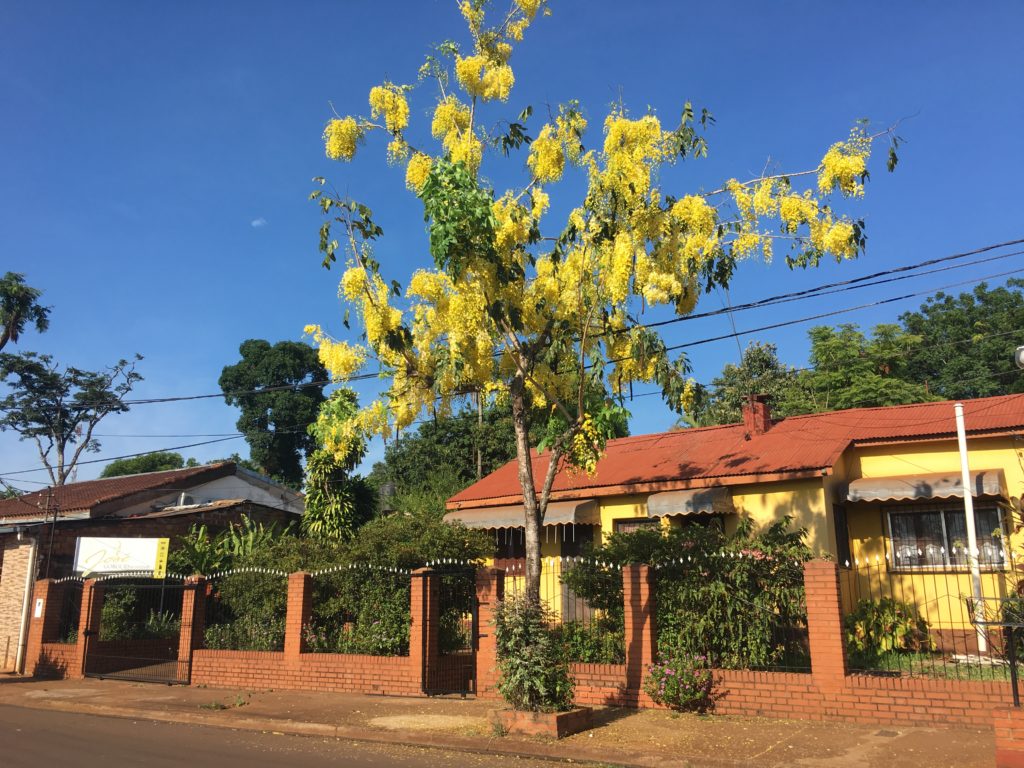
[73,537,169,578]
[34,598,44,618]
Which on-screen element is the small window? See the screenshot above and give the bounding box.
[887,505,1005,570]
[614,517,661,535]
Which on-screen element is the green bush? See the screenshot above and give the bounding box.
[844,597,934,663]
[204,615,285,651]
[203,572,288,651]
[495,594,575,712]
[643,649,715,712]
[561,518,812,669]
[304,567,412,656]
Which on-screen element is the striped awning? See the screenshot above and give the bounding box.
[845,469,1007,503]
[646,487,734,517]
[443,499,599,529]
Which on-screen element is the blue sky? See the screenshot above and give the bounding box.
[2,0,1022,487]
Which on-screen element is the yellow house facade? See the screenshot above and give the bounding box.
[445,394,1024,640]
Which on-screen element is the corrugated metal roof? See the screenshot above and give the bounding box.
[448,394,1024,508]
[0,463,237,520]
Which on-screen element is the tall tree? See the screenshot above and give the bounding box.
[900,279,1024,400]
[100,451,192,478]
[791,324,932,413]
[303,389,377,540]
[0,352,143,485]
[687,343,801,427]
[0,272,50,351]
[304,0,899,599]
[219,339,327,487]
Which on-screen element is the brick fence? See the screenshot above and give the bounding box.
[24,560,1022,734]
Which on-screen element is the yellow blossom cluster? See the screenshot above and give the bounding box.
[368,84,410,133]
[527,125,564,183]
[818,128,872,197]
[387,138,408,165]
[455,55,515,102]
[405,153,432,192]
[567,415,603,475]
[323,117,362,161]
[304,325,367,380]
[315,399,392,465]
[339,265,403,349]
[597,112,670,204]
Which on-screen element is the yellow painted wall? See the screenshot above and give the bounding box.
[730,479,830,555]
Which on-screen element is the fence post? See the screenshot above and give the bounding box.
[623,564,656,704]
[23,578,55,676]
[410,567,438,694]
[284,572,312,660]
[804,559,848,689]
[76,579,102,679]
[474,567,505,699]
[178,576,206,670]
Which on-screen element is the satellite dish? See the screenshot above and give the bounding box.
[1017,346,1024,370]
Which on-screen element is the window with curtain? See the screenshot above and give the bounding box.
[887,505,1005,569]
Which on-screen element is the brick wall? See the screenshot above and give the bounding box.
[0,537,34,671]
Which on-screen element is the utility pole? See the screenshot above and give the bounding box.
[476,390,483,481]
[955,402,986,654]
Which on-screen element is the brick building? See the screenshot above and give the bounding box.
[0,461,302,672]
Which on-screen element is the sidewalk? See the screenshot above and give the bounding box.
[0,675,994,767]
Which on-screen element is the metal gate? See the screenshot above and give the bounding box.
[84,577,190,684]
[426,567,477,696]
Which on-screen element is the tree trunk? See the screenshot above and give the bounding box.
[510,374,543,603]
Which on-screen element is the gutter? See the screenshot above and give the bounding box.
[14,533,39,674]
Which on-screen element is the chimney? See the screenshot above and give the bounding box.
[742,394,772,436]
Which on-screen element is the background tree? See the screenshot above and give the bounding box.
[0,272,50,352]
[305,0,898,599]
[100,451,197,478]
[686,343,800,427]
[900,279,1024,399]
[0,352,142,485]
[219,339,327,488]
[303,389,377,540]
[790,324,932,412]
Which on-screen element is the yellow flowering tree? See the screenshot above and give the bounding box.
[308,0,900,600]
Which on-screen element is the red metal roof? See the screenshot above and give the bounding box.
[0,462,237,520]
[447,394,1024,508]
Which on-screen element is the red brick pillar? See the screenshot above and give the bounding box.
[178,576,206,666]
[410,568,438,694]
[623,564,656,705]
[284,572,311,660]
[24,578,55,676]
[804,559,848,689]
[76,579,102,679]
[994,708,1024,767]
[474,567,505,699]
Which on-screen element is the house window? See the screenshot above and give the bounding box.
[887,504,1005,569]
[494,528,526,561]
[614,517,661,535]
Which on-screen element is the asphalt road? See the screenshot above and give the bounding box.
[0,705,583,768]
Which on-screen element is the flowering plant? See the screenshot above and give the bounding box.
[642,650,714,713]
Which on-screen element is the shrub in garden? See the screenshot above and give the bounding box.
[643,649,715,713]
[550,618,625,665]
[844,597,934,663]
[494,593,574,712]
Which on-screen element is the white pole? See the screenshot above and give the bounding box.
[14,535,38,674]
[955,402,987,654]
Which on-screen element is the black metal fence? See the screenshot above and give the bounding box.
[53,579,83,644]
[427,565,477,695]
[839,558,1015,680]
[505,558,626,665]
[84,576,189,684]
[306,565,412,656]
[203,569,288,651]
